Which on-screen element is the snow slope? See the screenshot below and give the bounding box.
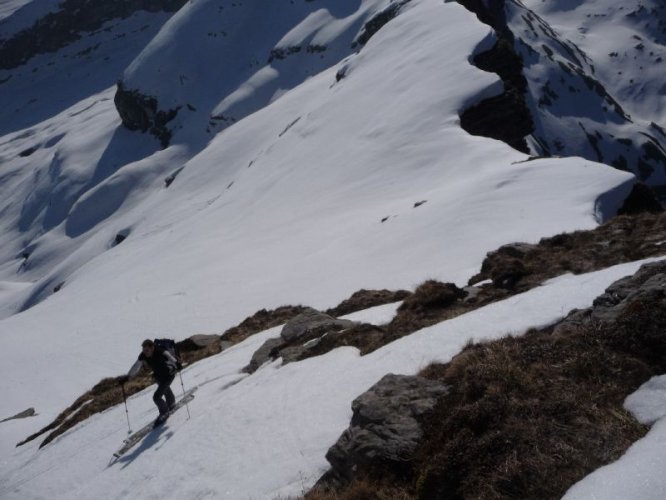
[0,0,635,424]
[1,258,660,500]
[0,0,660,496]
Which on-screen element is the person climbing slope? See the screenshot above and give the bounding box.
[119,339,182,426]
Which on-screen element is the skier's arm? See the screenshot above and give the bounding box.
[127,360,143,378]
[162,349,182,372]
[162,350,177,364]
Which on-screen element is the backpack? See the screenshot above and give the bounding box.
[154,338,181,363]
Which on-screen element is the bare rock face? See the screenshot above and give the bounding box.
[1,408,37,423]
[114,81,179,148]
[243,308,357,373]
[617,182,664,215]
[557,260,666,330]
[316,374,448,488]
[280,308,355,343]
[0,0,188,70]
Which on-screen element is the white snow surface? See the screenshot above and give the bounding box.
[0,258,660,500]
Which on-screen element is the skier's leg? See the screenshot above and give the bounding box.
[153,380,169,415]
[164,376,176,409]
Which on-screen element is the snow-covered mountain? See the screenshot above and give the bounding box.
[0,0,664,498]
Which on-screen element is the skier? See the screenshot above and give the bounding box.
[119,339,182,426]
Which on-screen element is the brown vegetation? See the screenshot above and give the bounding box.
[325,289,411,318]
[19,305,309,449]
[305,477,412,500]
[220,305,308,344]
[313,266,666,499]
[20,212,666,452]
[290,212,666,364]
[469,212,666,290]
[18,369,154,448]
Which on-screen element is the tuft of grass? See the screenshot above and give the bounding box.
[325,289,411,318]
[220,305,308,344]
[469,212,666,290]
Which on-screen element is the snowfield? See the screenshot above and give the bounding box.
[0,0,636,421]
[0,258,662,500]
[0,0,663,497]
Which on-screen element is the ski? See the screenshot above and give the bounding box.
[112,387,197,460]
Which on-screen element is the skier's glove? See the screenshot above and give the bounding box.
[176,362,183,372]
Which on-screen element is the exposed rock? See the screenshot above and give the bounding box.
[188,334,221,348]
[164,166,185,188]
[558,260,666,329]
[280,308,355,343]
[490,258,530,289]
[457,0,533,153]
[114,81,179,148]
[220,305,308,345]
[468,213,666,290]
[219,340,234,352]
[0,0,188,70]
[1,408,37,423]
[242,309,357,373]
[316,374,448,488]
[243,338,283,373]
[617,182,664,215]
[494,242,539,258]
[353,0,412,48]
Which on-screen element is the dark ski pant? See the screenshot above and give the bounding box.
[153,375,176,415]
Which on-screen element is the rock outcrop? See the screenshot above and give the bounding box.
[0,0,188,70]
[114,81,179,148]
[316,374,448,489]
[1,408,37,423]
[457,0,533,153]
[243,308,356,373]
[557,260,666,329]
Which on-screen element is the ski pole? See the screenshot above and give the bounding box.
[178,370,191,419]
[120,383,132,433]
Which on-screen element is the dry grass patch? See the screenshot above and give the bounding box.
[469,212,666,290]
[304,477,413,500]
[412,290,666,499]
[297,213,666,363]
[18,370,154,448]
[325,289,411,318]
[311,283,666,499]
[220,305,308,344]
